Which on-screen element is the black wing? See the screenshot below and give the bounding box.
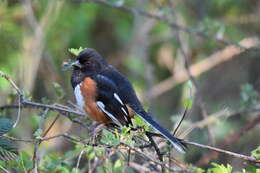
[100,67,187,152]
[100,66,145,113]
[94,74,132,126]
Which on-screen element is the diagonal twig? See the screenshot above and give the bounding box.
[148,37,259,98]
[32,108,49,173]
[77,0,250,50]
[197,115,260,166]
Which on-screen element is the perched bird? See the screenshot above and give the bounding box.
[64,48,186,153]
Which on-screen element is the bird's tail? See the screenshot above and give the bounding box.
[137,111,187,153]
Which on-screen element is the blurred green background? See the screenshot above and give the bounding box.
[0,0,260,172]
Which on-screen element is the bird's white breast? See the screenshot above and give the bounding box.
[74,84,85,112]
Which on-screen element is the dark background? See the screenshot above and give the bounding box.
[0,0,260,172]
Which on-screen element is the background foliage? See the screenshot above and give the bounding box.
[0,0,260,172]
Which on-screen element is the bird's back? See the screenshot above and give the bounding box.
[100,65,145,114]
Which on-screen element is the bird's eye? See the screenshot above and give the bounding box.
[84,60,91,65]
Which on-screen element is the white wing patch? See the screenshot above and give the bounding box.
[121,107,128,116]
[96,101,122,126]
[114,93,123,105]
[74,84,85,112]
[114,93,129,119]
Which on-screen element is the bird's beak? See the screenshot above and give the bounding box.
[62,60,82,71]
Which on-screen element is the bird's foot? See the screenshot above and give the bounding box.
[89,123,106,144]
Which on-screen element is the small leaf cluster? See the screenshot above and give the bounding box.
[207,163,232,173]
[193,161,260,173]
[68,47,85,56]
[251,146,260,159]
[0,118,17,162]
[240,83,260,109]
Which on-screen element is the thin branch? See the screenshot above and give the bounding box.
[0,165,10,173]
[77,0,249,50]
[32,108,49,173]
[0,71,87,131]
[179,109,230,138]
[197,115,260,166]
[2,105,260,165]
[129,162,150,172]
[20,0,64,92]
[127,148,131,166]
[0,71,23,129]
[41,133,69,141]
[42,114,60,137]
[4,136,34,143]
[130,130,260,163]
[7,127,260,165]
[75,150,85,173]
[148,37,259,98]
[173,107,188,136]
[169,157,189,170]
[22,99,85,117]
[165,0,215,145]
[13,95,22,129]
[6,106,259,165]
[4,134,72,144]
[179,106,260,138]
[0,103,84,117]
[121,143,179,172]
[145,131,163,161]
[0,102,90,130]
[2,73,260,168]
[0,71,22,95]
[183,140,260,163]
[21,0,38,30]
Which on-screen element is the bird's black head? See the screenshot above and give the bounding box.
[74,48,107,74]
[67,48,108,88]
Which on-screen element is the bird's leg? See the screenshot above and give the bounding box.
[145,131,165,173]
[145,131,163,161]
[89,123,106,144]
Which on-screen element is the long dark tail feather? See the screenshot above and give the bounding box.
[137,111,187,153]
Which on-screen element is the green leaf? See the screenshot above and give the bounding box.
[182,98,193,109]
[64,150,78,159]
[251,146,260,159]
[100,129,120,146]
[186,80,193,88]
[87,151,95,161]
[97,167,106,173]
[33,129,43,138]
[72,168,80,173]
[41,97,50,104]
[85,145,93,153]
[57,164,71,173]
[40,153,61,171]
[95,146,105,157]
[240,83,260,109]
[246,164,257,173]
[68,47,85,56]
[132,116,148,130]
[195,167,205,173]
[120,126,131,136]
[0,137,18,161]
[119,126,135,145]
[182,81,193,109]
[17,151,33,170]
[114,159,123,171]
[52,82,65,99]
[0,118,13,136]
[207,163,232,173]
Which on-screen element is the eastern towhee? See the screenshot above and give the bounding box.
[64,48,186,153]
